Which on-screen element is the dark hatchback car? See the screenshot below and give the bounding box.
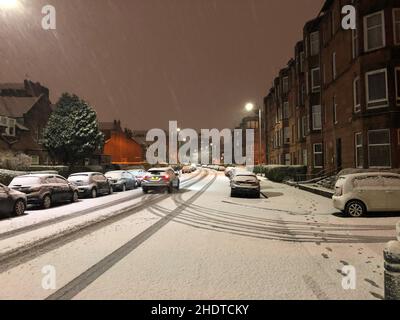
[105,171,137,192]
[9,174,79,209]
[142,167,180,194]
[68,172,113,198]
[0,183,27,217]
[230,173,261,198]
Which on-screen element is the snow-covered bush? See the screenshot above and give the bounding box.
[0,151,32,171]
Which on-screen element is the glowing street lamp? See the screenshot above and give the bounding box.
[0,0,19,9]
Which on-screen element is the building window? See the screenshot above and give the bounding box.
[283,101,290,119]
[303,149,308,166]
[31,155,40,165]
[310,32,320,56]
[395,67,400,105]
[352,28,359,59]
[364,11,385,52]
[332,52,337,80]
[368,129,391,168]
[393,9,400,45]
[366,69,388,108]
[4,118,16,137]
[302,116,307,137]
[312,105,322,130]
[282,77,289,93]
[355,133,364,168]
[285,153,291,165]
[331,10,336,36]
[333,96,337,124]
[398,128,400,145]
[284,127,290,144]
[311,68,320,92]
[300,52,304,72]
[353,77,361,112]
[313,143,323,168]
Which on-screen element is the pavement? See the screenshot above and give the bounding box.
[0,169,398,300]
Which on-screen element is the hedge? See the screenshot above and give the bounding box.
[254,165,307,183]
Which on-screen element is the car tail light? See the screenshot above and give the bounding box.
[162,175,170,181]
[144,176,151,181]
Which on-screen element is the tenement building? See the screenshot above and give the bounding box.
[264,0,400,175]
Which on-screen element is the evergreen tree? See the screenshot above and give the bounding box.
[44,93,105,165]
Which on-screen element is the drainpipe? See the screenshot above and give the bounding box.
[384,222,400,300]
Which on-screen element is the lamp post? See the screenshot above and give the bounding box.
[245,103,263,165]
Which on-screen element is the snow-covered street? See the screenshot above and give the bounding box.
[0,169,398,300]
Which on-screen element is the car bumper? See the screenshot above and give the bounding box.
[231,186,260,194]
[142,182,169,188]
[77,187,92,197]
[332,196,346,211]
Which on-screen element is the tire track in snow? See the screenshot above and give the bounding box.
[46,171,217,300]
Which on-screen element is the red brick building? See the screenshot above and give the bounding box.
[100,121,144,165]
[0,80,53,165]
[265,0,400,176]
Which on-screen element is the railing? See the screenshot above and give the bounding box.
[293,168,340,184]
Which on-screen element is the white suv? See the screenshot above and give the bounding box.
[332,173,400,217]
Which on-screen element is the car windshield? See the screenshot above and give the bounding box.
[148,170,167,176]
[10,177,42,186]
[69,175,90,183]
[106,172,122,179]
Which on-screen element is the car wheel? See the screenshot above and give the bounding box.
[42,195,52,209]
[122,184,126,192]
[230,190,236,198]
[91,188,97,199]
[143,188,148,194]
[346,200,366,217]
[71,191,79,203]
[176,181,180,191]
[109,186,113,195]
[14,199,26,217]
[168,184,173,194]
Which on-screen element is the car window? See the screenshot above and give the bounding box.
[106,172,122,179]
[234,176,258,183]
[56,177,67,184]
[10,177,42,186]
[382,176,400,187]
[353,176,383,188]
[149,170,167,176]
[69,175,90,183]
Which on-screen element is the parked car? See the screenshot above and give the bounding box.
[9,174,79,209]
[128,169,147,187]
[0,183,27,216]
[105,171,137,192]
[182,166,192,174]
[230,172,260,198]
[68,172,113,198]
[225,167,235,177]
[142,167,180,194]
[332,173,400,217]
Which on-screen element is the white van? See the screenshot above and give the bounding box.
[332,172,400,217]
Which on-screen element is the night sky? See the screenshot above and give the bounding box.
[0,0,324,130]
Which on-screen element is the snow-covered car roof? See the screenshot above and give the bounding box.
[340,172,400,179]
